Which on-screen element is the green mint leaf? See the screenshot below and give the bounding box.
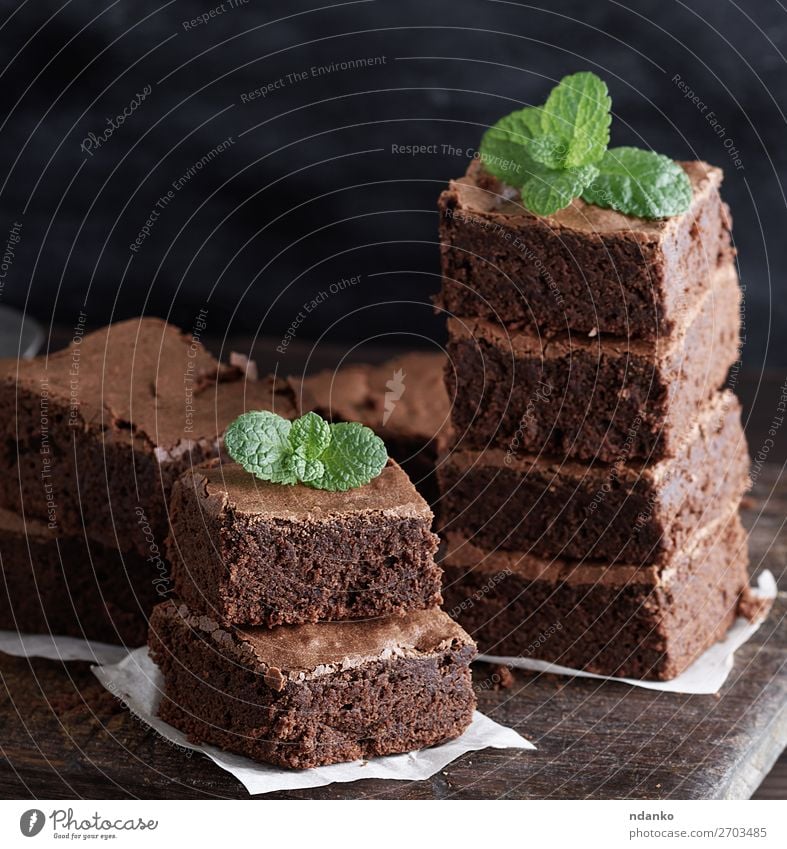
[479,106,544,184]
[308,422,388,492]
[520,163,599,216]
[581,147,692,218]
[289,411,331,460]
[540,71,611,168]
[224,410,297,484]
[285,453,325,484]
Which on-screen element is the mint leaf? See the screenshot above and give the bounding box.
[540,71,611,168]
[225,410,388,490]
[224,410,297,484]
[285,453,325,484]
[581,147,692,218]
[308,422,388,492]
[479,106,544,185]
[289,411,331,460]
[520,163,598,216]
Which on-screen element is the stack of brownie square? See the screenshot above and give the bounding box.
[0,317,294,644]
[435,159,754,680]
[149,455,477,768]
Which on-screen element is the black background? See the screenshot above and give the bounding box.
[0,0,784,367]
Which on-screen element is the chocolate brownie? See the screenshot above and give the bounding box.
[438,390,749,564]
[167,459,442,627]
[438,159,732,339]
[0,508,161,644]
[0,318,296,556]
[149,601,476,768]
[446,261,740,462]
[290,351,451,503]
[442,509,753,680]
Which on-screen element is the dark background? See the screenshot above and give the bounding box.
[0,0,784,367]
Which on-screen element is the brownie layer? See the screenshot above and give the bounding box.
[441,511,752,681]
[290,351,451,504]
[0,508,161,644]
[438,390,749,564]
[0,318,296,556]
[438,160,732,339]
[168,460,443,627]
[446,261,740,462]
[149,601,476,769]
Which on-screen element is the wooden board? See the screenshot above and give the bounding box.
[0,464,784,800]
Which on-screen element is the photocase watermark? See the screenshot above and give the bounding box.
[586,415,642,513]
[474,621,563,691]
[80,85,152,157]
[383,368,406,425]
[749,374,787,487]
[276,274,361,354]
[184,307,209,434]
[442,205,564,306]
[66,310,88,427]
[19,805,160,836]
[504,380,553,464]
[134,506,171,598]
[390,142,524,177]
[240,55,386,103]
[672,73,744,171]
[0,219,22,299]
[448,568,512,619]
[129,137,236,254]
[182,0,249,31]
[39,379,58,529]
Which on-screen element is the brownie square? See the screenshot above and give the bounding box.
[0,318,296,556]
[0,508,161,644]
[167,459,443,627]
[148,601,477,768]
[446,260,740,462]
[438,390,749,564]
[290,351,452,503]
[438,160,732,339]
[442,509,752,681]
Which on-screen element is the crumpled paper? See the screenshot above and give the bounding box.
[478,570,778,695]
[91,647,534,795]
[0,630,129,665]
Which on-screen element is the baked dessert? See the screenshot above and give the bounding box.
[446,261,740,461]
[438,159,732,339]
[0,317,296,556]
[167,459,442,627]
[290,351,451,502]
[0,507,159,644]
[149,600,476,768]
[441,509,751,680]
[438,390,749,563]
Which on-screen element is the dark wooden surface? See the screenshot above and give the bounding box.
[0,462,784,800]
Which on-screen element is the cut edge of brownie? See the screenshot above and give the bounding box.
[148,601,477,769]
[441,506,758,680]
[167,459,443,627]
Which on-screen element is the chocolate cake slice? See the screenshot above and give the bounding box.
[0,317,296,556]
[290,351,451,502]
[446,260,740,462]
[441,509,753,681]
[438,390,749,564]
[167,459,442,627]
[149,601,476,769]
[438,159,732,339]
[0,507,160,645]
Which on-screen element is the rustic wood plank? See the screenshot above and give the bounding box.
[1,464,784,799]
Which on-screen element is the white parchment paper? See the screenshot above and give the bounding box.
[478,570,778,695]
[91,647,534,795]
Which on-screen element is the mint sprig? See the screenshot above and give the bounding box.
[479,71,692,219]
[224,410,388,491]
